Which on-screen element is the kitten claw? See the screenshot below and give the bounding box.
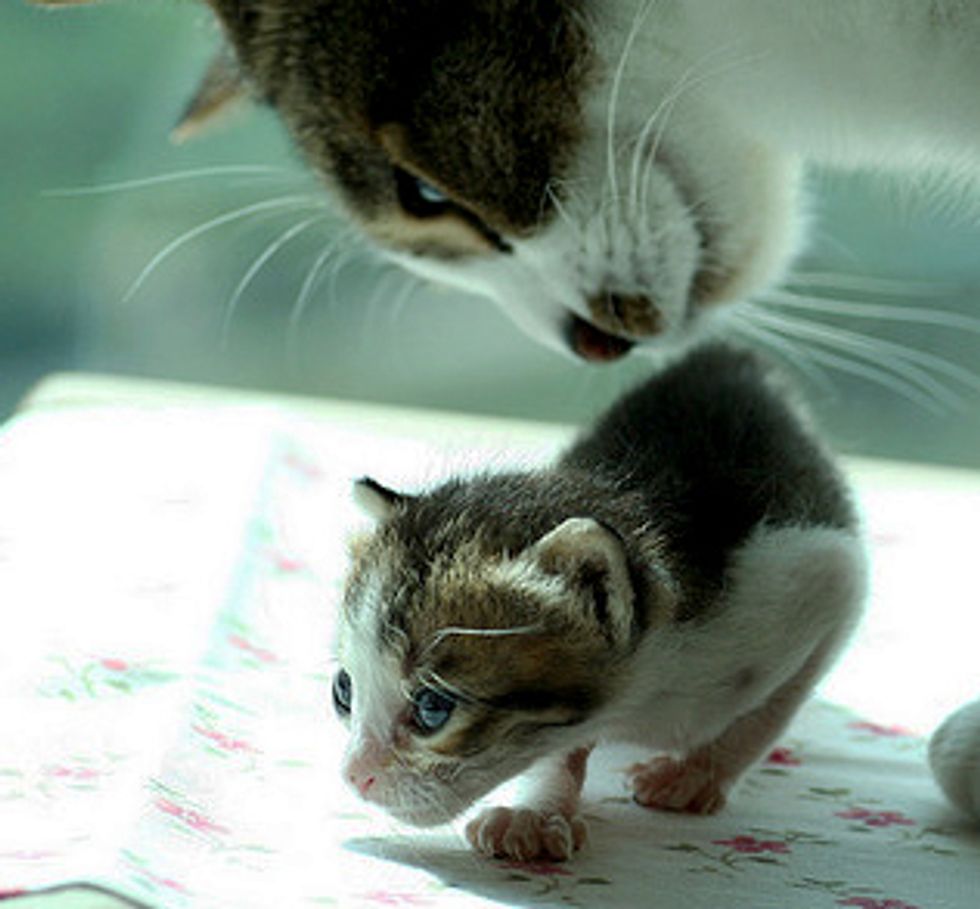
[629,755,728,814]
[466,806,587,862]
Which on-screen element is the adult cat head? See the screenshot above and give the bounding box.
[36,0,805,362]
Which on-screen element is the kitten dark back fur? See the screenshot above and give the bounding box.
[381,343,853,628]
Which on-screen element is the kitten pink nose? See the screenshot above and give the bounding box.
[348,770,376,797]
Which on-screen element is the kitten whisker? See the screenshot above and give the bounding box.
[121,194,320,305]
[43,164,305,197]
[419,624,547,666]
[220,213,326,349]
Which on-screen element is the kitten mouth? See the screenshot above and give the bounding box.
[566,314,635,363]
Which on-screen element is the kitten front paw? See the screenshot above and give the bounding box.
[465,806,587,862]
[629,755,727,815]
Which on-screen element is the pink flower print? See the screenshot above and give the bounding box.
[192,724,259,755]
[227,634,278,665]
[0,850,57,861]
[838,899,920,909]
[766,746,802,766]
[155,797,229,836]
[283,450,323,481]
[46,765,101,781]
[713,835,791,855]
[836,807,916,828]
[269,548,306,574]
[100,657,129,673]
[848,720,914,738]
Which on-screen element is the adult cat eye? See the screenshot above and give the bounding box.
[394,168,451,218]
[332,669,352,717]
[412,687,456,733]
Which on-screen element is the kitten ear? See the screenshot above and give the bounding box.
[528,517,635,647]
[172,49,249,144]
[353,477,408,522]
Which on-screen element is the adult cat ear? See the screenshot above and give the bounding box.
[172,48,249,144]
[526,517,635,648]
[353,477,410,522]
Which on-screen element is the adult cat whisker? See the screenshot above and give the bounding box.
[754,297,980,397]
[783,271,975,300]
[629,43,752,220]
[637,49,765,220]
[286,231,355,346]
[325,231,368,304]
[786,270,973,303]
[361,268,407,348]
[742,302,968,413]
[121,194,322,305]
[723,309,839,397]
[220,213,328,349]
[543,183,584,241]
[767,287,980,335]
[605,0,658,215]
[387,274,427,327]
[41,164,307,197]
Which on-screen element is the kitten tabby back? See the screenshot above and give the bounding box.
[334,343,866,861]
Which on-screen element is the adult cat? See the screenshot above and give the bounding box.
[34,1,980,361]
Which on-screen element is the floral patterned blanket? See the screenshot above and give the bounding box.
[0,399,978,909]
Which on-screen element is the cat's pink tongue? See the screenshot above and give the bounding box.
[568,315,634,363]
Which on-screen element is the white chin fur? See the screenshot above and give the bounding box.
[386,158,704,361]
[929,699,980,823]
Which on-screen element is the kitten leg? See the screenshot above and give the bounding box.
[632,525,865,814]
[631,638,832,813]
[466,745,592,862]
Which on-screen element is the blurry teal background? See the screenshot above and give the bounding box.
[5,1,980,467]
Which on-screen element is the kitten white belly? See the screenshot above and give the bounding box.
[599,524,867,754]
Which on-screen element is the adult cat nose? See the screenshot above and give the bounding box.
[586,292,663,338]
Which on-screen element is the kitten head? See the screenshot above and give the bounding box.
[195,0,803,362]
[333,477,640,826]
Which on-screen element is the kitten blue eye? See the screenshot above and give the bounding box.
[412,687,456,733]
[332,669,352,717]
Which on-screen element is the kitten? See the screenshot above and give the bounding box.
[33,1,980,362]
[335,343,866,861]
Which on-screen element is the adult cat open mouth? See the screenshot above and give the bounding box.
[566,314,635,363]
